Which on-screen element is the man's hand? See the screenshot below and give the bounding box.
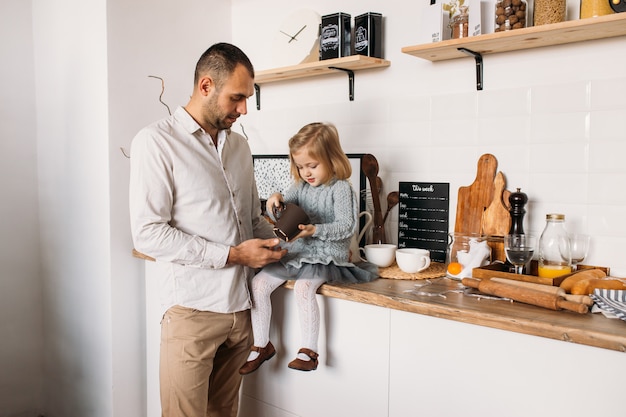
[227,238,287,268]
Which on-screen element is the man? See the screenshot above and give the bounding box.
[129,43,286,417]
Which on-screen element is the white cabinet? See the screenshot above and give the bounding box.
[240,291,626,417]
[239,287,390,417]
[388,309,625,417]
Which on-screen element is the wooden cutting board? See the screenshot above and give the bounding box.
[454,153,498,234]
[481,171,511,236]
[455,154,514,263]
[481,171,511,262]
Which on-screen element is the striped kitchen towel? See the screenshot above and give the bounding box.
[591,289,626,322]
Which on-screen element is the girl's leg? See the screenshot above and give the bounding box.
[293,276,326,360]
[247,270,285,361]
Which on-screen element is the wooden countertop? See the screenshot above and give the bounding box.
[133,249,625,353]
[285,277,626,353]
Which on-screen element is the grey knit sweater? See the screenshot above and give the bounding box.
[279,178,357,269]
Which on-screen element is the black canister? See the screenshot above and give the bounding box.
[354,12,383,58]
[320,13,351,60]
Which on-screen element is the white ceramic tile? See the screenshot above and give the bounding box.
[528,172,588,204]
[389,96,431,123]
[431,91,477,120]
[389,120,431,147]
[529,112,588,143]
[477,115,530,145]
[316,102,353,126]
[389,145,434,174]
[528,143,587,173]
[588,204,626,238]
[590,77,626,110]
[588,173,626,204]
[431,118,477,145]
[530,81,590,113]
[591,236,626,276]
[526,202,589,237]
[480,145,530,176]
[588,140,626,173]
[350,99,390,125]
[477,87,530,117]
[347,123,392,150]
[589,109,626,142]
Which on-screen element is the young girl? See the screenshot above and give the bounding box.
[239,122,378,374]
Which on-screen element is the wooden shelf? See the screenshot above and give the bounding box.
[255,55,391,84]
[253,55,390,108]
[401,13,626,62]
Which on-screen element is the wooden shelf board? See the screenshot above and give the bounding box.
[402,13,626,62]
[255,55,391,84]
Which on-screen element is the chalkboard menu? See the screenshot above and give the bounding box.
[397,182,450,263]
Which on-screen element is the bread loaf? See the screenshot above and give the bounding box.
[570,277,626,295]
[559,269,606,292]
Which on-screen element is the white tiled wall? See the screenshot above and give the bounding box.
[232,1,626,275]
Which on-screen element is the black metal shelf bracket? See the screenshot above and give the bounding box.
[458,47,483,91]
[328,66,355,101]
[254,84,261,110]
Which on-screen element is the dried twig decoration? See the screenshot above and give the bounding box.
[148,75,172,116]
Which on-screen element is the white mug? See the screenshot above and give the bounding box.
[361,243,397,267]
[395,248,431,273]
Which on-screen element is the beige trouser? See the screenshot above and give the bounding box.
[160,305,252,417]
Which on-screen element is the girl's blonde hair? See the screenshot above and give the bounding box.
[288,122,352,184]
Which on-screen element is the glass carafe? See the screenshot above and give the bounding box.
[538,213,572,278]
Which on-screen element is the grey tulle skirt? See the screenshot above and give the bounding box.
[262,261,379,284]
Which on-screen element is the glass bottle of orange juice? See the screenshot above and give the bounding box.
[538,213,572,278]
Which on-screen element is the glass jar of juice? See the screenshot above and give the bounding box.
[538,213,572,278]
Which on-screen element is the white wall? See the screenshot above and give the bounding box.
[232,0,626,275]
[2,0,232,416]
[0,1,43,416]
[31,0,113,415]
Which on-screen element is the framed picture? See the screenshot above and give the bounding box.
[252,153,368,237]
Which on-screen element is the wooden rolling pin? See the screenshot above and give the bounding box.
[491,278,593,307]
[462,277,589,314]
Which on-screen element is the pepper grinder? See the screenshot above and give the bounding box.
[508,188,528,235]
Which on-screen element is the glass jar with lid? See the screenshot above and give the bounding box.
[495,0,528,32]
[450,5,469,39]
[533,0,566,25]
[538,213,572,278]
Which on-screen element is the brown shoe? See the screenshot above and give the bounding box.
[239,342,276,375]
[287,348,319,371]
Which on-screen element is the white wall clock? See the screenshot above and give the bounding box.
[271,9,321,68]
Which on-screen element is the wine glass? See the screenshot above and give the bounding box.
[569,234,590,270]
[504,234,536,275]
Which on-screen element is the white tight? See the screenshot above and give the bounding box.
[250,269,326,353]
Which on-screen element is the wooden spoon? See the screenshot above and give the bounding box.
[361,154,384,228]
[383,191,399,224]
[376,176,383,195]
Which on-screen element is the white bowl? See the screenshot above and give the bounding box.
[395,248,431,273]
[362,244,397,267]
